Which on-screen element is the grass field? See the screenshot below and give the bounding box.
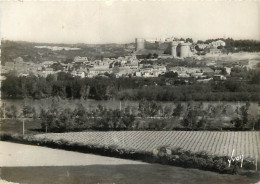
[35,131,260,161]
[0,119,41,135]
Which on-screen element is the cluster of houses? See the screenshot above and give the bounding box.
[168,66,231,82]
[1,53,234,83]
[0,38,242,82]
[196,40,226,55]
[1,55,168,79]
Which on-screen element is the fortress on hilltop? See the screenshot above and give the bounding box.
[135,38,194,58]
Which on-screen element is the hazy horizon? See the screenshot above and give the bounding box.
[1,1,260,44]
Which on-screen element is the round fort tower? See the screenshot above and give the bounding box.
[171,41,179,57]
[179,42,192,58]
[135,38,145,51]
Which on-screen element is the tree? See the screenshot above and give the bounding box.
[255,117,260,130]
[58,108,73,131]
[46,74,56,83]
[146,53,152,59]
[57,72,73,81]
[22,105,36,118]
[1,73,22,98]
[197,40,204,44]
[8,105,18,118]
[96,109,114,130]
[186,38,193,43]
[240,103,249,129]
[40,107,59,132]
[197,117,207,130]
[231,103,249,130]
[208,103,224,118]
[222,104,233,116]
[73,103,88,127]
[164,71,178,78]
[79,85,90,100]
[121,114,135,130]
[52,63,63,71]
[138,100,161,117]
[247,103,259,130]
[172,103,184,117]
[251,72,260,84]
[148,119,167,130]
[163,106,172,117]
[195,45,203,52]
[181,102,206,130]
[182,108,199,130]
[153,53,158,58]
[231,118,243,130]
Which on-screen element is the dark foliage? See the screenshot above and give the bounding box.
[2,71,260,101]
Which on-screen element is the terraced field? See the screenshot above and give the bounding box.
[35,131,260,160]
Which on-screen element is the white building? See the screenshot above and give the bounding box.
[74,56,88,63]
[42,61,54,68]
[213,75,226,80]
[210,40,226,48]
[42,68,55,77]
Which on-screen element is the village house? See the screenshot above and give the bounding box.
[87,67,112,78]
[197,78,213,83]
[42,68,55,77]
[196,43,209,50]
[125,60,139,70]
[42,61,55,68]
[224,67,232,75]
[13,57,24,63]
[210,40,226,48]
[5,62,15,71]
[213,75,226,80]
[71,70,86,78]
[74,56,88,63]
[209,48,222,55]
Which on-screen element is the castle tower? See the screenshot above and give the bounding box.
[135,38,145,51]
[171,41,179,57]
[180,42,192,58]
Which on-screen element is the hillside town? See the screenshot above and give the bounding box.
[1,38,254,83]
[1,2,260,184]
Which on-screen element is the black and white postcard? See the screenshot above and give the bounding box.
[0,1,260,183]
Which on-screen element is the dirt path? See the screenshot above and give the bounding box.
[0,141,146,167]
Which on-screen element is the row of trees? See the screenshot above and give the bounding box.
[40,102,135,132]
[2,71,260,101]
[1,99,259,131]
[0,103,37,119]
[37,100,260,132]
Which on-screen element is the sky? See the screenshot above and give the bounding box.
[1,1,260,44]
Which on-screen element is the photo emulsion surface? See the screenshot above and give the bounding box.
[0,1,260,183]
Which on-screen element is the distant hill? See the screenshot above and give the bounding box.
[1,40,135,65]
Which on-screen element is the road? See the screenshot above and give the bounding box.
[0,141,146,167]
[0,141,259,184]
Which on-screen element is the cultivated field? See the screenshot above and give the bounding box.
[35,131,260,160]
